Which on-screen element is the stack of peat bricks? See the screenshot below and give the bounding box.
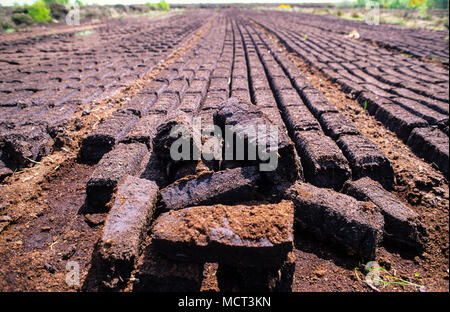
[77,13,427,292]
[248,9,449,177]
[0,11,211,182]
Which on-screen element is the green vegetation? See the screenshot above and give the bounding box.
[146,1,170,11]
[47,2,69,20]
[351,11,361,19]
[11,13,34,25]
[427,0,449,9]
[353,0,448,10]
[351,0,449,22]
[25,1,52,23]
[1,0,86,30]
[43,0,70,5]
[281,0,448,30]
[158,0,170,11]
[1,22,12,29]
[74,29,94,37]
[363,262,426,291]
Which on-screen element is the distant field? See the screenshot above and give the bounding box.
[0,2,176,34]
[260,5,449,31]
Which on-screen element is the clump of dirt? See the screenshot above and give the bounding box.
[200,263,220,291]
[155,201,294,246]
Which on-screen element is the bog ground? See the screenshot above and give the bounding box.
[0,7,448,292]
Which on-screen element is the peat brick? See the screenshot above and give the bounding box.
[38,104,77,128]
[231,77,249,92]
[121,113,164,148]
[178,93,203,113]
[265,64,287,82]
[337,78,365,96]
[0,107,20,124]
[393,88,448,115]
[134,241,204,292]
[251,75,271,92]
[148,93,179,114]
[374,104,428,141]
[0,90,33,107]
[300,87,339,117]
[155,69,178,84]
[172,160,210,181]
[337,134,394,189]
[293,130,351,189]
[232,90,252,103]
[363,84,394,99]
[342,177,426,249]
[276,88,302,107]
[152,112,199,166]
[319,112,360,139]
[177,70,195,84]
[68,87,103,106]
[357,91,392,115]
[165,79,189,100]
[160,166,261,210]
[281,104,321,132]
[98,176,159,285]
[291,75,311,91]
[152,201,294,267]
[209,77,229,93]
[80,111,139,164]
[201,91,227,110]
[253,89,278,108]
[0,124,53,170]
[393,97,448,126]
[2,106,47,128]
[86,143,148,211]
[123,93,157,117]
[195,69,211,81]
[212,67,231,79]
[284,181,384,259]
[214,97,302,183]
[187,79,208,97]
[407,127,449,176]
[259,106,288,134]
[141,80,168,97]
[216,252,295,291]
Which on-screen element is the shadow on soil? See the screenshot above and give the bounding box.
[293,226,362,271]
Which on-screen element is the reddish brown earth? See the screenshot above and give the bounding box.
[0,8,448,292]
